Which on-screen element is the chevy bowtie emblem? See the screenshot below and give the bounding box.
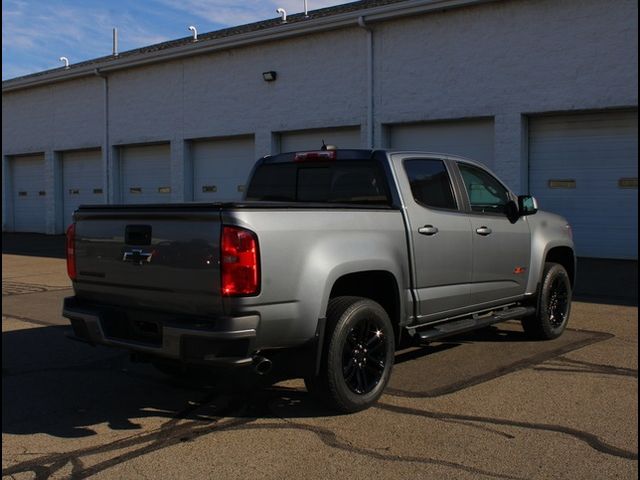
[122,249,152,265]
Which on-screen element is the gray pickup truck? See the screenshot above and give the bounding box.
[63,148,575,412]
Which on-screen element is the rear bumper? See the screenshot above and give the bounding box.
[62,296,258,366]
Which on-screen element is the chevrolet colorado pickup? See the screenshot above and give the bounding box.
[63,148,575,412]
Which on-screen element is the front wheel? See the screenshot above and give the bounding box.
[522,262,572,340]
[305,296,395,413]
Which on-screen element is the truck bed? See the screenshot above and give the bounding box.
[72,202,407,350]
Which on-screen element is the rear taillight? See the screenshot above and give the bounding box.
[221,226,260,296]
[66,223,77,280]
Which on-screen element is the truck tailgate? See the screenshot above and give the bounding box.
[73,205,224,317]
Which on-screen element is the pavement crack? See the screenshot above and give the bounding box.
[436,417,516,439]
[534,356,638,378]
[386,329,613,398]
[1,393,254,480]
[228,421,527,480]
[70,457,85,479]
[376,402,638,461]
[262,395,522,479]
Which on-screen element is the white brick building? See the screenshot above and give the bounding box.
[2,0,638,259]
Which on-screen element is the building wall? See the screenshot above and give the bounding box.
[2,76,105,154]
[375,0,638,188]
[107,27,367,151]
[2,0,638,233]
[2,77,105,232]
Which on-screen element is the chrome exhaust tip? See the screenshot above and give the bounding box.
[253,356,272,375]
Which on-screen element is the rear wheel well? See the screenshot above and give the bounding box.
[329,271,401,340]
[545,247,575,287]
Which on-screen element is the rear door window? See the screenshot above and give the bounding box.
[403,159,458,210]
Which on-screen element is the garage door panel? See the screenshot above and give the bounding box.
[279,127,361,153]
[529,111,638,259]
[192,136,255,202]
[388,118,495,169]
[11,154,46,233]
[62,150,103,229]
[121,144,171,204]
[196,176,248,201]
[531,144,636,159]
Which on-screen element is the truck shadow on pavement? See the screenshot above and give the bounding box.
[2,320,635,480]
[2,233,66,259]
[2,321,616,438]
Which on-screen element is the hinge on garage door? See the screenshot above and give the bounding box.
[548,179,576,189]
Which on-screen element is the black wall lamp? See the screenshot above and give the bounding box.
[262,71,277,82]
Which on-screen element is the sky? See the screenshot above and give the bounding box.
[2,0,348,80]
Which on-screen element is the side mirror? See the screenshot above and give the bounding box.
[518,195,538,216]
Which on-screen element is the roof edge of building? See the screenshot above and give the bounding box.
[2,0,495,93]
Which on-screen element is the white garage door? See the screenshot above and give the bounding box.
[120,144,171,204]
[529,111,638,259]
[279,127,361,152]
[62,149,104,229]
[11,154,47,233]
[388,118,495,169]
[192,136,255,201]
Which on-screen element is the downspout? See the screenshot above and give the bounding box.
[94,68,110,204]
[358,16,374,148]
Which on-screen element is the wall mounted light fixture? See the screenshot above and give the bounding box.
[262,71,277,82]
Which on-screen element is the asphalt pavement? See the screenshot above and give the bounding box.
[2,236,637,480]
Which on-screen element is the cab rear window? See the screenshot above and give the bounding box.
[246,161,391,205]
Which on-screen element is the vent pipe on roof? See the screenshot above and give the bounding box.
[59,57,69,69]
[304,0,309,17]
[113,28,119,57]
[188,25,198,41]
[276,8,287,23]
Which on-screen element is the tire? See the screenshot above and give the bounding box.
[522,262,572,340]
[305,296,395,413]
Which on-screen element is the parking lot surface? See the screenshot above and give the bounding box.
[2,238,638,480]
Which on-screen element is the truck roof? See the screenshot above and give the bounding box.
[261,148,486,169]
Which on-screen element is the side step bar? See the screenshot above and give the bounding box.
[415,306,536,343]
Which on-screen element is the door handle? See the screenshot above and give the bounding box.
[476,226,492,236]
[418,225,439,236]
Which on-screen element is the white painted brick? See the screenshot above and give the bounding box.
[493,113,526,193]
[170,138,186,202]
[43,150,57,234]
[1,0,637,230]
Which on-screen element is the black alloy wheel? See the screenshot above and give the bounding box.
[522,262,572,340]
[342,317,389,395]
[305,296,395,413]
[547,276,570,328]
